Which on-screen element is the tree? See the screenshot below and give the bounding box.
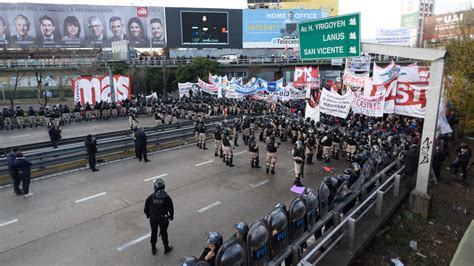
[34,71,48,107]
[174,57,220,88]
[444,11,474,134]
[9,59,25,109]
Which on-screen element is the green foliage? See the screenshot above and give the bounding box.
[174,57,220,87]
[445,36,474,134]
[112,62,131,75]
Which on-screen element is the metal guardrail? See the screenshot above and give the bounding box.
[0,116,226,155]
[0,119,223,178]
[265,160,405,265]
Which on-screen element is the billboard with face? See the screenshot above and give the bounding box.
[242,9,323,48]
[0,3,165,49]
[165,7,242,48]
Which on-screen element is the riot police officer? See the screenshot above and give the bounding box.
[266,135,279,174]
[27,106,36,128]
[248,135,261,168]
[292,140,305,186]
[233,222,249,244]
[144,178,174,255]
[222,128,234,167]
[321,132,333,163]
[15,106,25,129]
[213,124,223,157]
[2,107,12,130]
[197,122,207,150]
[345,133,357,162]
[38,106,46,126]
[199,232,223,266]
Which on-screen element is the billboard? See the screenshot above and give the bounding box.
[165,8,242,48]
[376,27,411,46]
[0,3,165,49]
[242,9,323,48]
[423,10,474,46]
[400,0,420,46]
[280,0,339,17]
[181,11,228,45]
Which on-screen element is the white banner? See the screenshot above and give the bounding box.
[438,92,453,135]
[345,54,371,72]
[343,69,368,88]
[178,82,198,98]
[351,93,385,117]
[375,27,411,46]
[393,82,428,118]
[197,78,219,95]
[305,101,320,122]
[372,62,401,85]
[319,89,353,119]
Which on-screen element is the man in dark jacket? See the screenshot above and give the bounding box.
[14,152,32,196]
[453,143,472,180]
[85,135,99,172]
[48,126,62,149]
[144,179,173,255]
[7,148,22,195]
[135,127,150,162]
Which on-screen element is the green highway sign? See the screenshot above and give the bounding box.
[299,13,361,60]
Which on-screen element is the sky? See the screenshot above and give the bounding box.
[0,0,471,40]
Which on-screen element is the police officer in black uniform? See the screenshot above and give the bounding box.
[233,222,249,244]
[144,178,174,255]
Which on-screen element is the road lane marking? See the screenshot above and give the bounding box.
[250,180,270,188]
[0,219,18,227]
[117,233,150,251]
[234,151,247,155]
[74,192,107,203]
[144,173,168,182]
[198,201,222,213]
[9,134,30,138]
[195,160,213,167]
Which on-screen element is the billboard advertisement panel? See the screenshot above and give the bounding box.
[376,27,411,46]
[165,7,242,48]
[280,0,339,17]
[0,3,165,49]
[400,0,419,46]
[423,10,474,46]
[242,9,323,48]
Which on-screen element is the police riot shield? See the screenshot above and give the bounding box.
[216,237,248,266]
[289,196,307,242]
[303,188,319,231]
[246,219,271,265]
[361,158,374,182]
[318,183,330,217]
[265,206,289,259]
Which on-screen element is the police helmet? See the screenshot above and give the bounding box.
[16,106,21,109]
[274,202,287,210]
[343,168,353,175]
[351,162,362,173]
[296,140,302,148]
[410,144,418,151]
[207,231,223,246]
[154,178,165,191]
[29,106,33,109]
[324,176,337,185]
[178,256,199,266]
[234,222,249,236]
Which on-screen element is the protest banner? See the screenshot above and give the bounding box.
[319,89,353,119]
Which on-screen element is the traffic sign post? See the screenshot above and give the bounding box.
[298,13,361,60]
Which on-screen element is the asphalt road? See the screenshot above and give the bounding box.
[0,115,177,149]
[0,141,349,265]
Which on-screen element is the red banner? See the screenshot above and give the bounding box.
[293,66,320,89]
[72,75,131,105]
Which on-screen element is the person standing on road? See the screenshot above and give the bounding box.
[7,148,22,195]
[14,152,32,196]
[292,140,305,186]
[135,127,150,162]
[144,178,174,255]
[265,135,279,175]
[85,134,99,172]
[48,125,62,149]
[248,134,261,168]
